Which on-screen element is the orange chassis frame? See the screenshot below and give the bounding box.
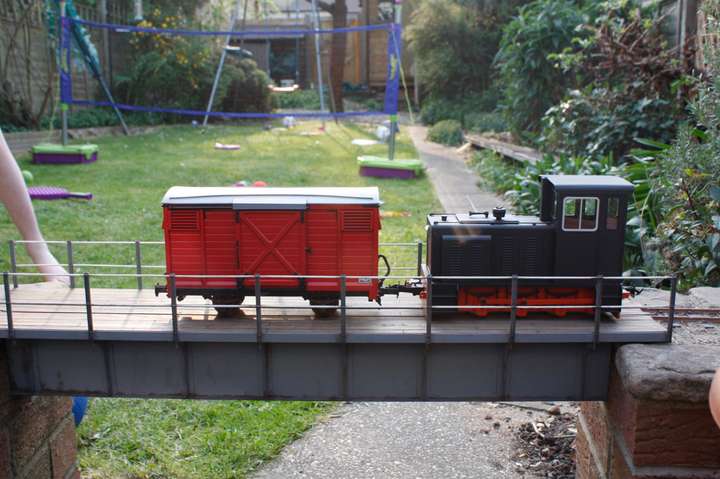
[457,287,595,318]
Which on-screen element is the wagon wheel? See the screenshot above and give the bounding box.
[212,293,245,318]
[310,298,339,319]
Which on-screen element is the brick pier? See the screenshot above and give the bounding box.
[0,350,79,479]
[576,344,720,478]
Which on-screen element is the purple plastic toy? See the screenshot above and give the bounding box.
[28,186,93,200]
[359,166,417,179]
[32,152,98,164]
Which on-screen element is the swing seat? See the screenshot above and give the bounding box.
[269,84,300,93]
[31,143,98,165]
[357,155,424,179]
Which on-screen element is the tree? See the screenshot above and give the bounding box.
[317,0,347,112]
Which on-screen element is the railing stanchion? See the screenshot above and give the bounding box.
[666,274,677,343]
[255,274,262,346]
[509,275,518,345]
[135,240,143,290]
[83,272,94,341]
[416,240,423,276]
[169,274,178,343]
[66,240,75,288]
[340,274,348,399]
[340,275,347,342]
[8,241,18,288]
[593,276,603,349]
[422,273,432,399]
[3,272,14,341]
[425,274,432,339]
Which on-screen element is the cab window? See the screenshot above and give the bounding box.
[563,197,598,232]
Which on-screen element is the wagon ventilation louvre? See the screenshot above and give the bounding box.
[170,211,199,231]
[342,210,372,232]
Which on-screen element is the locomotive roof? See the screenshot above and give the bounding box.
[162,186,381,208]
[542,175,633,192]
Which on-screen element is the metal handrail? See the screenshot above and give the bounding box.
[3,238,680,346]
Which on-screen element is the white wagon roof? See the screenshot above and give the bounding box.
[162,186,381,209]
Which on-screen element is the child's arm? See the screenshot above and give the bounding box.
[0,131,68,284]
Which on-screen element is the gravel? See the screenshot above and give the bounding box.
[624,287,720,345]
[252,402,551,479]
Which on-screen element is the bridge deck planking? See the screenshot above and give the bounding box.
[1,282,667,343]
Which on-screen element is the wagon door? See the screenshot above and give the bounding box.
[305,209,339,292]
[237,210,306,288]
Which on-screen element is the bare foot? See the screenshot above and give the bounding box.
[24,242,70,285]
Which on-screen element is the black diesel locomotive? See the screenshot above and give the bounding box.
[424,175,633,317]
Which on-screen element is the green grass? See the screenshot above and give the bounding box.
[77,399,331,479]
[0,121,439,478]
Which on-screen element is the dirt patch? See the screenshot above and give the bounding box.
[511,411,577,478]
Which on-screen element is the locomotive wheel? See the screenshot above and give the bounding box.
[212,294,245,318]
[310,299,339,319]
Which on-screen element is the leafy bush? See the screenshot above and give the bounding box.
[272,89,327,110]
[407,0,517,103]
[464,112,507,133]
[420,97,465,125]
[221,60,274,113]
[420,91,503,127]
[427,119,464,146]
[639,88,720,286]
[495,0,589,135]
[540,88,678,160]
[538,7,693,160]
[114,11,271,116]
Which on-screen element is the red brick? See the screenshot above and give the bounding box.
[574,419,602,479]
[50,418,77,479]
[609,438,634,479]
[64,468,81,479]
[0,351,10,409]
[10,397,72,471]
[0,426,11,479]
[579,401,611,471]
[19,446,51,479]
[631,399,720,468]
[606,369,639,453]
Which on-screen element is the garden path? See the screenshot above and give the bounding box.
[250,126,531,479]
[406,125,503,212]
[252,402,540,479]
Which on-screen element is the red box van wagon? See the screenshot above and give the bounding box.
[158,187,382,316]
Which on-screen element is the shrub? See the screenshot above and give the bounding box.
[272,89,327,110]
[427,119,464,146]
[114,11,271,116]
[420,97,464,125]
[419,91,504,127]
[641,80,720,286]
[221,59,274,113]
[407,0,517,103]
[464,112,507,133]
[495,0,589,135]
[538,7,693,160]
[539,88,678,160]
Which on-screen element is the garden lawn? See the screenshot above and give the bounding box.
[0,121,439,479]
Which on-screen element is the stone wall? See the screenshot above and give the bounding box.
[0,349,79,479]
[576,344,720,478]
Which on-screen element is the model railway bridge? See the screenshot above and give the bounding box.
[2,240,670,401]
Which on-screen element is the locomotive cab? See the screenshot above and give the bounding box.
[542,175,633,312]
[425,175,633,318]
